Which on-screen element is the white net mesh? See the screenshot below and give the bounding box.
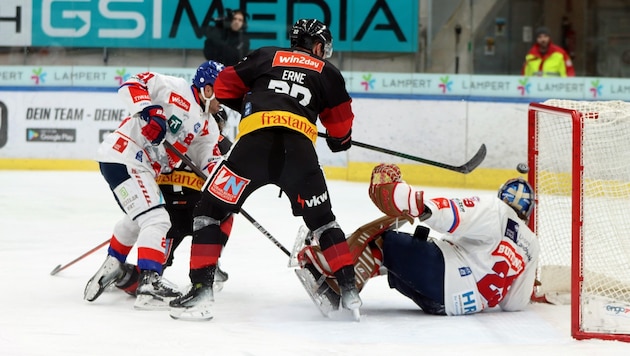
[532,99,630,336]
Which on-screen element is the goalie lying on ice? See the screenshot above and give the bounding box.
[293,163,540,316]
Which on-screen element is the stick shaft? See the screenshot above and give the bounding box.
[50,239,110,275]
[317,132,486,174]
[163,141,291,256]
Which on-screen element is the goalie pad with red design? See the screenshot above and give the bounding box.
[297,215,407,293]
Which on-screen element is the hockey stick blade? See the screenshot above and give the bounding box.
[50,264,62,276]
[446,143,487,174]
[317,132,487,174]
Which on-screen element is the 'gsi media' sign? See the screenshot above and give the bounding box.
[21,0,417,52]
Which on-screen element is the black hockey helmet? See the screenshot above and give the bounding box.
[290,19,333,58]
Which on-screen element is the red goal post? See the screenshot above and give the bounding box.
[528,99,630,342]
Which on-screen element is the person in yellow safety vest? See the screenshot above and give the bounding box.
[522,26,575,77]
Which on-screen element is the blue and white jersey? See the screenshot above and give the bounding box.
[424,194,540,315]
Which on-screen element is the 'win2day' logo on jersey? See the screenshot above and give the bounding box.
[208,165,250,204]
[272,51,324,73]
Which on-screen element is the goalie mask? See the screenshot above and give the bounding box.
[290,19,333,58]
[498,178,535,221]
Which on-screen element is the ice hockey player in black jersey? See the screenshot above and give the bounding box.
[169,18,360,321]
[158,108,233,271]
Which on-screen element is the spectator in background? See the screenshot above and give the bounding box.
[522,26,575,77]
[203,9,250,66]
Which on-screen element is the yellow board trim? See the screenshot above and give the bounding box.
[0,158,522,190]
[0,159,99,171]
[236,111,318,143]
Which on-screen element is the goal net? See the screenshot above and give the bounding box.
[528,99,630,342]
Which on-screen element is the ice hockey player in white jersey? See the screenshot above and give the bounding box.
[84,60,225,310]
[295,163,539,316]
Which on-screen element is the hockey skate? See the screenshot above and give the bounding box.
[115,263,140,296]
[213,263,228,292]
[288,225,312,268]
[168,283,215,321]
[134,270,182,310]
[340,284,362,321]
[294,263,341,318]
[84,255,125,302]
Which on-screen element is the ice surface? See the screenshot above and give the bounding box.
[1,171,628,355]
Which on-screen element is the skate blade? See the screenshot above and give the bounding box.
[288,226,311,267]
[213,281,224,293]
[325,306,361,322]
[294,269,340,318]
[83,280,100,302]
[169,306,214,321]
[84,277,111,302]
[133,294,174,311]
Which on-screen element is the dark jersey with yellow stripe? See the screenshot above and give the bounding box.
[157,134,232,208]
[214,46,354,142]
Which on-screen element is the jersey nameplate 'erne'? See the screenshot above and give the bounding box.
[217,46,353,143]
[97,72,218,178]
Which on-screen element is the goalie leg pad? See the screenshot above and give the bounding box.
[346,215,407,290]
[296,215,406,294]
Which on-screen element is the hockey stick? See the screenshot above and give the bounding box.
[163,141,291,257]
[50,239,110,276]
[317,132,486,174]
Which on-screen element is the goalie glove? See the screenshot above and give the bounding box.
[368,163,425,223]
[139,105,167,145]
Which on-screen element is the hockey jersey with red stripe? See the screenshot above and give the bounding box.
[97,72,219,177]
[214,46,353,142]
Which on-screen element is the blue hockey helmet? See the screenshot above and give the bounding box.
[192,60,225,89]
[498,177,536,220]
[290,19,333,58]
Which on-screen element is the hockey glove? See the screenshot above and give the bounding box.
[139,105,167,145]
[325,130,352,152]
